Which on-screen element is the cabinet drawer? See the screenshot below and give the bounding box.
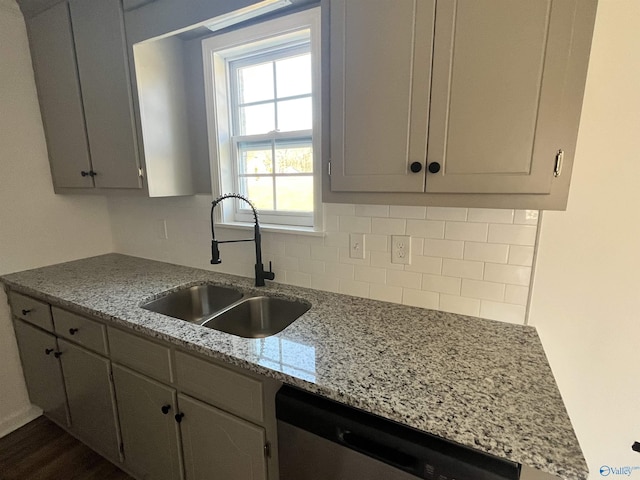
[9,291,53,332]
[52,307,108,355]
[175,351,263,424]
[108,327,173,383]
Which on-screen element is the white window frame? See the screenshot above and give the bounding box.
[202,8,322,231]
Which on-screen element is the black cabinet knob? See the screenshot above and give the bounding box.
[53,351,62,358]
[161,405,171,415]
[410,162,423,173]
[45,348,54,355]
[428,162,441,174]
[69,328,79,335]
[81,170,97,177]
[81,171,90,177]
[21,309,32,316]
[175,413,184,423]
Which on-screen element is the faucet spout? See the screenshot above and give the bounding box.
[210,193,275,287]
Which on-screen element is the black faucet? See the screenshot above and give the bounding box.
[210,193,275,287]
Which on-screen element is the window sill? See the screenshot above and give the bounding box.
[216,221,325,237]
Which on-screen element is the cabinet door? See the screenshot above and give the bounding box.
[27,2,93,189]
[179,394,267,480]
[69,0,142,189]
[112,364,183,480]
[427,0,576,194]
[329,0,435,192]
[58,339,120,462]
[12,320,69,426]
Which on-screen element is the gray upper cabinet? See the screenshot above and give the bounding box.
[325,0,597,210]
[26,0,142,191]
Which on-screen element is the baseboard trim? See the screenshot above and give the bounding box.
[0,405,42,438]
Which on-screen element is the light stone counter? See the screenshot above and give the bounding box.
[1,254,587,480]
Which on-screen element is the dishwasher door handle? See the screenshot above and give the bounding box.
[337,427,419,473]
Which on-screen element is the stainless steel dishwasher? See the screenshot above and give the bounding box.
[276,386,520,480]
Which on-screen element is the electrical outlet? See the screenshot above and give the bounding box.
[349,233,365,259]
[391,235,411,264]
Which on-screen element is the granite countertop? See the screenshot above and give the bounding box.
[1,254,586,480]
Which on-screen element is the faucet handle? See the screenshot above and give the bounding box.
[264,261,275,281]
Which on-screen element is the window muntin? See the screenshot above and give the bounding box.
[229,42,314,225]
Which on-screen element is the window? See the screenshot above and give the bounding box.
[202,8,321,229]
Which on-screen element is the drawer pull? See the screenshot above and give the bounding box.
[69,328,79,335]
[53,351,63,358]
[45,348,54,355]
[161,405,171,415]
[21,309,32,316]
[174,413,184,423]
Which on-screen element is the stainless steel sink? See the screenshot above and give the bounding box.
[141,284,243,323]
[201,296,310,338]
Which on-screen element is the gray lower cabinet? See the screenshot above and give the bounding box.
[112,364,183,480]
[57,339,121,462]
[179,394,267,480]
[12,320,69,427]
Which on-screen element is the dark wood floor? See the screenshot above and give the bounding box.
[0,416,133,480]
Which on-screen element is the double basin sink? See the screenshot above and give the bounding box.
[141,284,310,338]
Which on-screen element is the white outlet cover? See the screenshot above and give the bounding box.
[349,233,365,259]
[391,235,411,264]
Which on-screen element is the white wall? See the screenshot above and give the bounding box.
[0,1,114,437]
[528,1,640,477]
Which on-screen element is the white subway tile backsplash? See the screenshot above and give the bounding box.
[423,239,464,259]
[484,263,532,286]
[439,294,481,317]
[355,265,387,285]
[488,224,537,246]
[514,209,539,225]
[311,275,339,293]
[461,279,506,302]
[355,204,389,217]
[110,199,539,325]
[311,245,340,262]
[464,242,509,264]
[508,245,535,266]
[421,274,461,295]
[387,270,422,289]
[427,207,468,221]
[372,217,406,235]
[339,215,371,233]
[299,258,326,275]
[338,279,370,298]
[370,250,405,270]
[405,255,442,274]
[365,234,389,252]
[406,219,445,239]
[505,284,529,306]
[467,208,514,224]
[402,289,439,309]
[389,205,427,219]
[445,221,488,242]
[325,203,355,216]
[370,284,403,303]
[479,301,526,324]
[442,259,484,280]
[324,262,355,280]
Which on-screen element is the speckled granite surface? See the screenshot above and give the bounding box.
[1,254,587,480]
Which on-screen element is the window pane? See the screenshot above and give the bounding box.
[277,97,312,132]
[276,53,311,98]
[239,103,275,135]
[237,62,274,104]
[276,176,313,212]
[241,176,274,211]
[239,142,273,174]
[275,142,313,174]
